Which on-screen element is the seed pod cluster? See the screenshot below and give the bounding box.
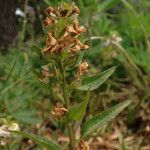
[41,3,90,120]
[42,3,89,55]
[52,105,68,119]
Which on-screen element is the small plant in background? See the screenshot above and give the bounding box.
[0,118,20,147]
[7,2,131,150]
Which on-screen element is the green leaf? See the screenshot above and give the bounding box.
[32,44,42,53]
[75,51,84,67]
[68,92,90,121]
[11,131,60,150]
[121,0,135,13]
[54,19,68,39]
[43,0,51,5]
[81,100,131,139]
[11,110,41,125]
[77,67,116,91]
[99,0,120,12]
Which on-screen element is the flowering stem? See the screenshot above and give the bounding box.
[60,58,75,150]
[63,83,75,149]
[67,123,75,150]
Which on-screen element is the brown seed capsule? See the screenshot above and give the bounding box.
[46,32,57,47]
[66,25,78,36]
[76,140,89,150]
[73,19,79,31]
[59,33,78,52]
[45,6,55,15]
[72,5,80,15]
[50,44,60,54]
[80,44,89,50]
[70,45,81,53]
[77,26,86,34]
[60,9,68,17]
[52,106,68,119]
[42,46,51,54]
[78,62,89,74]
[42,3,88,56]
[76,40,89,50]
[73,20,86,34]
[42,32,58,54]
[44,17,54,27]
[77,62,89,80]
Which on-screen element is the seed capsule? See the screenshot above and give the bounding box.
[77,62,89,80]
[52,105,68,119]
[45,7,55,15]
[44,17,54,27]
[76,140,89,150]
[72,5,80,15]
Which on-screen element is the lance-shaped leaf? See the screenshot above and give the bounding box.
[11,131,60,150]
[81,100,131,139]
[68,92,90,121]
[77,66,116,91]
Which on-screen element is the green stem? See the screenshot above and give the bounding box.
[67,123,75,150]
[18,0,28,47]
[60,58,75,150]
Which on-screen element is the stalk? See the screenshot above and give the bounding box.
[19,0,28,47]
[60,58,75,150]
[42,3,89,149]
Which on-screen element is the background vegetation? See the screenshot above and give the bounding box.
[0,0,149,149]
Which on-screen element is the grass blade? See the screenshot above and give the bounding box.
[11,131,60,150]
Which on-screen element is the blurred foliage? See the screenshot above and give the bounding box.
[0,49,43,125]
[0,0,150,149]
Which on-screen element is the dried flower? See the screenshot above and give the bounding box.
[0,122,20,138]
[77,62,89,79]
[0,121,19,146]
[76,140,89,150]
[44,17,54,27]
[43,3,89,56]
[46,32,57,46]
[42,33,58,54]
[104,32,122,46]
[73,20,86,34]
[45,6,55,15]
[66,20,86,36]
[77,40,89,50]
[0,126,10,138]
[112,33,122,43]
[52,105,68,119]
[70,45,81,53]
[66,25,78,36]
[70,39,89,54]
[72,5,80,15]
